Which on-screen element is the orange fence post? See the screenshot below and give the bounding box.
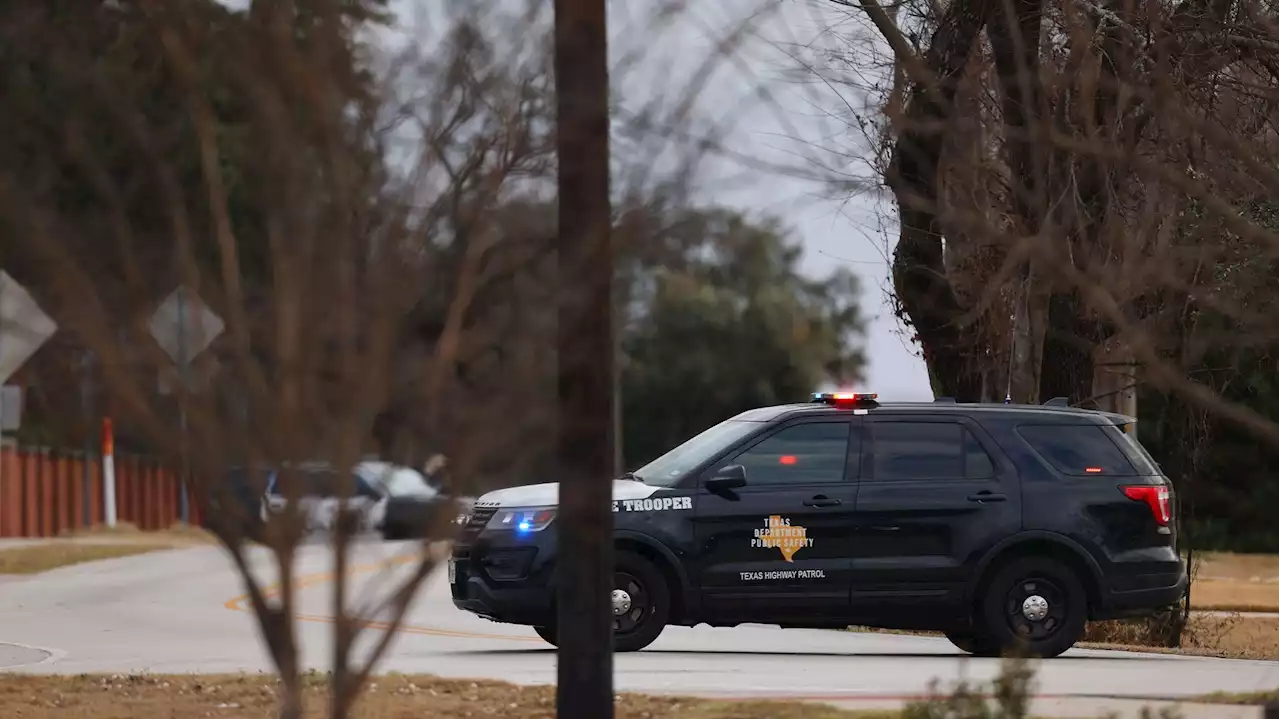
[38,452,54,537]
[130,456,143,527]
[0,447,18,537]
[21,451,37,536]
[144,460,157,529]
[71,457,86,531]
[89,458,102,526]
[55,455,71,535]
[122,456,132,527]
[154,463,165,530]
[115,455,129,526]
[160,467,174,528]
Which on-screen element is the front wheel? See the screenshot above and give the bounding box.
[979,556,1088,658]
[533,624,558,646]
[534,551,671,653]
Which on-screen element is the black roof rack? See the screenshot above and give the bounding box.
[934,397,957,403]
[1043,397,1070,407]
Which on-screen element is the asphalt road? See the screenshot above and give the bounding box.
[0,542,1275,718]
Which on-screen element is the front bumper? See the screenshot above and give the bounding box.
[449,530,557,626]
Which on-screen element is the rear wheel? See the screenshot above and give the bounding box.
[534,551,671,653]
[979,556,1088,658]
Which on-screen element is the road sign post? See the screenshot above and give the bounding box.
[148,285,223,525]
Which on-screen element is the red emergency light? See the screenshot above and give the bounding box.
[813,392,879,408]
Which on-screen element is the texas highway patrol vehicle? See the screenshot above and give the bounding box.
[449,392,1185,657]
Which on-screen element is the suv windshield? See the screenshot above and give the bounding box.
[631,419,762,487]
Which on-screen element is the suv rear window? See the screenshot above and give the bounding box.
[1016,424,1141,476]
[1108,426,1161,475]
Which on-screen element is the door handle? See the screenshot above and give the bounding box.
[803,495,842,508]
[967,491,1007,503]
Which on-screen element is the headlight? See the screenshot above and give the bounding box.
[487,507,557,533]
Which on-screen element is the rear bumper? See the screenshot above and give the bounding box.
[1094,569,1188,620]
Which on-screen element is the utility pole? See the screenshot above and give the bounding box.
[552,0,615,717]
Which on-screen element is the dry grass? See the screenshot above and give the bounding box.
[1196,553,1278,583]
[1192,552,1278,612]
[0,523,213,575]
[1190,689,1280,706]
[1082,613,1278,661]
[849,613,1277,661]
[0,543,176,575]
[0,673,889,719]
[56,521,217,544]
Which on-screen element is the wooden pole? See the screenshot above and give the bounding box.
[552,0,615,716]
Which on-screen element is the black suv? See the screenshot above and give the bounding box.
[449,393,1185,658]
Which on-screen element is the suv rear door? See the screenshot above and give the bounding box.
[852,413,1021,614]
[1015,420,1178,566]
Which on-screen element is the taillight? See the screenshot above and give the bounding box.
[1122,485,1170,526]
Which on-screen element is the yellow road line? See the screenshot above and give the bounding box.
[222,547,539,643]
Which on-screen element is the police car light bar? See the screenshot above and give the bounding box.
[813,392,878,407]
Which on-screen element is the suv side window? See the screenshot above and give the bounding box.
[722,421,851,485]
[871,421,995,481]
[1016,424,1138,476]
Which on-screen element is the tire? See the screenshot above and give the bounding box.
[533,624,558,647]
[611,551,670,652]
[978,555,1088,659]
[944,630,1002,657]
[536,551,671,653]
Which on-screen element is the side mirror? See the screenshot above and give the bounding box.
[705,464,747,491]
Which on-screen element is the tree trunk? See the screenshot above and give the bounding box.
[987,0,1048,404]
[882,0,996,401]
[552,0,616,716]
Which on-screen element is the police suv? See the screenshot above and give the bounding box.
[449,392,1185,658]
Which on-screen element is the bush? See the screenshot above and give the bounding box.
[902,655,1186,719]
[901,656,1035,719]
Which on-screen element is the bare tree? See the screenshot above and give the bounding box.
[0,2,566,717]
[796,0,1277,643]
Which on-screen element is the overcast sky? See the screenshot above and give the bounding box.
[600,0,933,399]
[243,0,934,399]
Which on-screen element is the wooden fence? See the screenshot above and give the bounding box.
[0,447,199,537]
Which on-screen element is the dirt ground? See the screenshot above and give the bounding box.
[1082,613,1278,661]
[1193,552,1278,612]
[851,608,1277,661]
[0,673,885,719]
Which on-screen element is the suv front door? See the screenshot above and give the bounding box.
[852,414,1021,616]
[694,416,861,619]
